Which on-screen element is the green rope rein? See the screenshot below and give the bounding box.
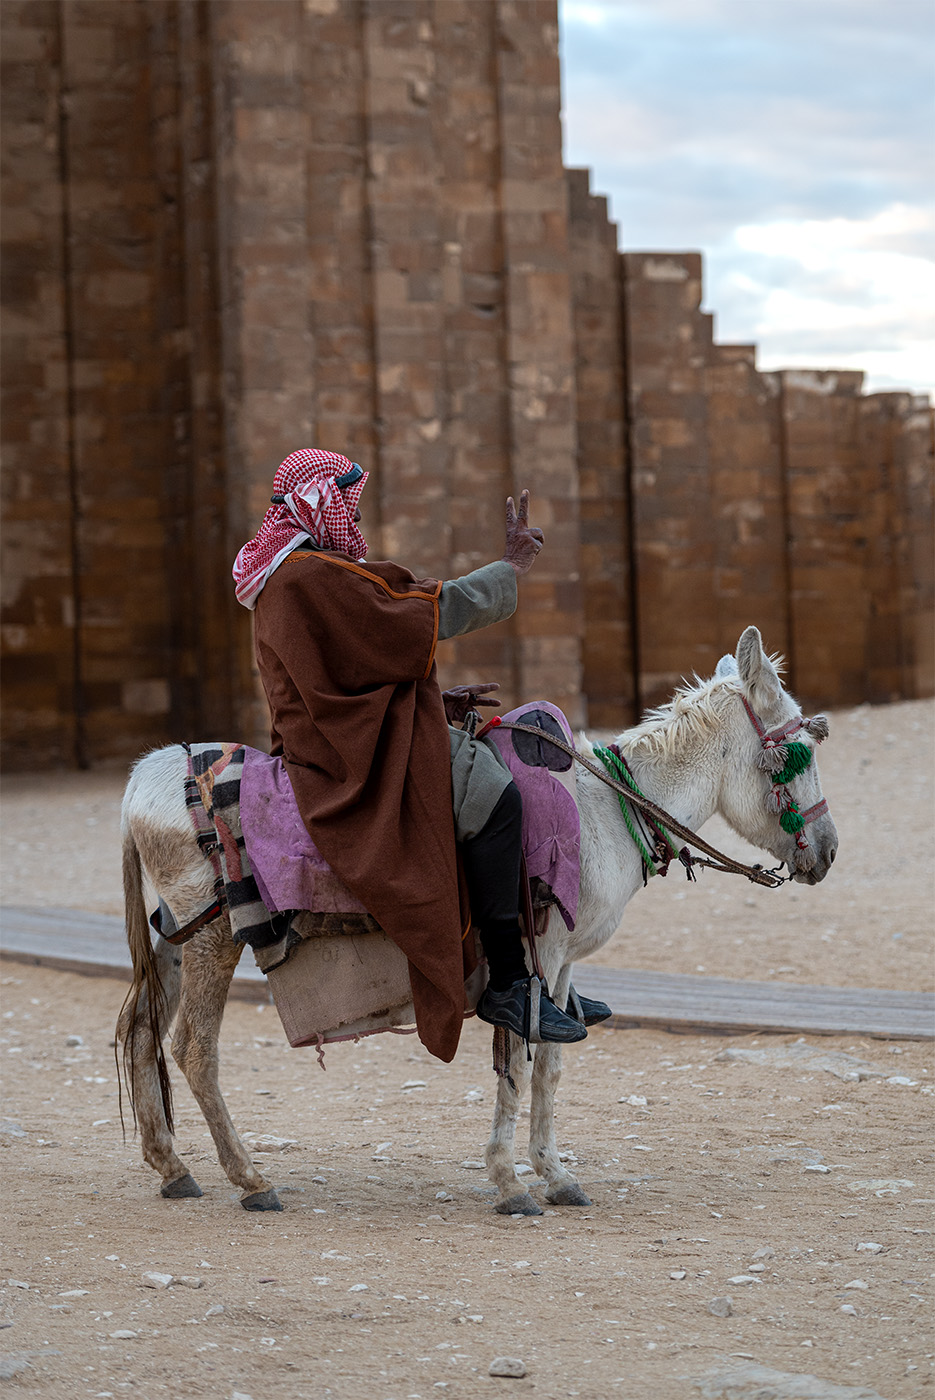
[593,735,816,859]
[593,744,678,875]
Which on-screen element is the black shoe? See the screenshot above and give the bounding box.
[566,984,613,1026]
[476,976,588,1044]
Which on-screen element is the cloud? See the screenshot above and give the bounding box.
[558,0,935,393]
[706,206,935,392]
[734,205,935,262]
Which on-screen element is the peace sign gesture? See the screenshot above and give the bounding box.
[502,489,545,576]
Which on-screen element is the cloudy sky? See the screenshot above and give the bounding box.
[558,0,934,395]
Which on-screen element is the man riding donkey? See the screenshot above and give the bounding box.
[232,449,611,1063]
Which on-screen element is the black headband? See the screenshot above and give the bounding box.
[270,462,363,505]
[335,463,364,488]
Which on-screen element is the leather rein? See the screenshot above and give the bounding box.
[484,719,789,889]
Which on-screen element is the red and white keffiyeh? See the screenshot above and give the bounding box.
[233,449,369,610]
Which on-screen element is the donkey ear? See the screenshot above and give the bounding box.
[715,652,738,679]
[736,626,782,709]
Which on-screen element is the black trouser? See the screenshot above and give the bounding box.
[459,781,530,990]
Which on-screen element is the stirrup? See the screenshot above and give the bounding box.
[477,975,587,1045]
[566,983,613,1026]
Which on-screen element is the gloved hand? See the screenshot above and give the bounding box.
[442,682,501,725]
[502,489,544,576]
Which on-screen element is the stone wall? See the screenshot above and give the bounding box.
[619,251,933,714]
[2,0,74,767]
[2,0,931,771]
[2,0,206,767]
[779,374,934,709]
[567,168,633,729]
[622,251,722,705]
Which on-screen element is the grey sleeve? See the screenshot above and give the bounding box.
[437,560,518,641]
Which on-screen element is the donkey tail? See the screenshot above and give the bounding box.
[116,816,174,1136]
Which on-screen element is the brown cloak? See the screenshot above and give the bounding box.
[254,550,469,1062]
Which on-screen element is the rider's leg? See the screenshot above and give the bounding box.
[459,783,528,989]
[460,783,586,1044]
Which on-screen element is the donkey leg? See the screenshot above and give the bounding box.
[485,1035,541,1215]
[117,937,201,1197]
[527,960,591,1206]
[171,921,282,1211]
[529,1039,591,1207]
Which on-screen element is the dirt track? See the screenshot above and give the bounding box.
[0,699,933,1399]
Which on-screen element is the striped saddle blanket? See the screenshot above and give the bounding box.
[184,703,581,973]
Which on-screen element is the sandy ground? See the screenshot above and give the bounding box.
[0,699,933,1399]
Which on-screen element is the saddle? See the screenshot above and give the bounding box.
[158,704,581,1049]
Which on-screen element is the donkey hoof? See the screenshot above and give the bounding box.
[495,1192,543,1217]
[161,1172,203,1199]
[241,1188,283,1212]
[546,1181,592,1207]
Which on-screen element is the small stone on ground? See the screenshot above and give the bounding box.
[707,1297,733,1317]
[489,1356,527,1378]
[691,1357,887,1399]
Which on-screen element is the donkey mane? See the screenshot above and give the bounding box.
[622,675,737,759]
[622,651,788,759]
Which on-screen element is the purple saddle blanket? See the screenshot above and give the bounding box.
[240,700,580,931]
[482,702,580,929]
[241,748,369,920]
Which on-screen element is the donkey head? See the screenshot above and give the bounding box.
[716,626,838,884]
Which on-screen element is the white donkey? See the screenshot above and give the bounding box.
[117,627,837,1214]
